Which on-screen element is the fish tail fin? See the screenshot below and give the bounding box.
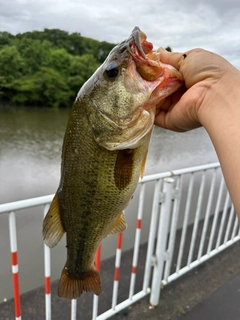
[42,193,65,248]
[58,265,101,299]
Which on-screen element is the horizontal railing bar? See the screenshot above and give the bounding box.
[96,289,151,320]
[140,162,220,183]
[0,195,54,215]
[0,163,221,214]
[171,162,220,175]
[162,235,240,285]
[139,172,171,183]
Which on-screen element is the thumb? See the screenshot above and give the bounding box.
[159,49,184,70]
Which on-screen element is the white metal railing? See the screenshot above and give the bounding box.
[0,162,239,320]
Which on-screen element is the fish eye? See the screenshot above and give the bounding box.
[105,63,119,79]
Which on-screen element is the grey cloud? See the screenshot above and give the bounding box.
[0,0,239,68]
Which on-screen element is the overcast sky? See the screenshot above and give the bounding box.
[0,0,239,68]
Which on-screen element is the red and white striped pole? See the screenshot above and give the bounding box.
[9,211,21,320]
[112,232,123,309]
[43,204,51,320]
[92,245,102,320]
[129,184,145,299]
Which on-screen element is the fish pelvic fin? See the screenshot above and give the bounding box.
[42,193,65,248]
[109,213,127,235]
[58,265,101,299]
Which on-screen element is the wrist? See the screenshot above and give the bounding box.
[198,68,240,215]
[198,68,240,130]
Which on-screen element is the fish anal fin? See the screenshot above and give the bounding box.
[109,213,127,235]
[140,150,148,179]
[58,265,101,299]
[42,193,65,248]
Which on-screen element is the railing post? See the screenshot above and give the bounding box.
[71,300,77,320]
[142,179,162,292]
[150,178,174,307]
[112,232,123,309]
[92,245,101,320]
[129,184,145,299]
[9,211,21,320]
[43,204,51,320]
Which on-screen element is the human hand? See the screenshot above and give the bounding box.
[155,48,238,132]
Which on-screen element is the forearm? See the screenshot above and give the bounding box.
[157,49,240,215]
[199,70,240,216]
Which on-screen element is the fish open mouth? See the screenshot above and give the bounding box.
[129,26,182,82]
[130,27,154,58]
[129,27,163,81]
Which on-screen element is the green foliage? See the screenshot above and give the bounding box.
[48,48,72,77]
[0,32,14,47]
[15,38,53,74]
[0,28,173,108]
[0,29,115,108]
[0,45,26,100]
[8,67,73,108]
[0,45,26,81]
[68,54,100,93]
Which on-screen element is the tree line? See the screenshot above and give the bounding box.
[0,29,115,108]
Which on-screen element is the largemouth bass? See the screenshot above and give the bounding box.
[43,26,182,299]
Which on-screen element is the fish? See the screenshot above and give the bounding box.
[42,26,183,299]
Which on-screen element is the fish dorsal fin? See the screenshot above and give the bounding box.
[42,193,65,248]
[140,150,148,179]
[109,213,127,235]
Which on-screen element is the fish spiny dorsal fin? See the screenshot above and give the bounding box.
[42,193,65,248]
[140,150,148,179]
[58,264,101,299]
[109,213,127,235]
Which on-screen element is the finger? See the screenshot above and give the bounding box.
[154,109,185,132]
[157,96,171,112]
[155,89,201,132]
[156,86,186,112]
[158,49,184,70]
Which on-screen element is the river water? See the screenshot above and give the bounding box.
[0,106,218,301]
[0,106,218,204]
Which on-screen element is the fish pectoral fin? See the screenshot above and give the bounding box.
[140,150,148,179]
[114,149,134,191]
[58,264,101,299]
[109,213,127,235]
[42,193,65,248]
